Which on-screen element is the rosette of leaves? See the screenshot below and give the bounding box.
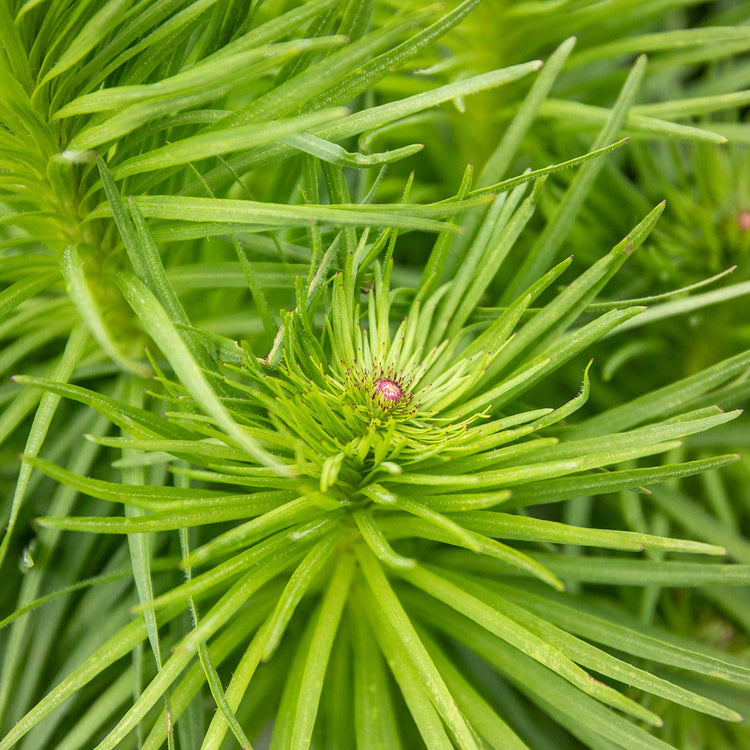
[0,4,559,747]
[4,161,750,750]
[0,0,543,647]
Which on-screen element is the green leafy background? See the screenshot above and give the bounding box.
[1,1,749,749]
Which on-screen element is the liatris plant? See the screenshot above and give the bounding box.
[3,1,750,750]
[0,4,542,723]
[4,158,750,749]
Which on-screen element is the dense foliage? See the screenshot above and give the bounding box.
[1,1,749,749]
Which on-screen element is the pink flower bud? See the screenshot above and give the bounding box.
[375,378,404,403]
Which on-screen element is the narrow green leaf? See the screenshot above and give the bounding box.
[121,377,164,694]
[35,502,290,534]
[0,560,177,632]
[309,0,484,110]
[504,454,740,509]
[397,566,662,726]
[403,591,682,750]
[283,131,423,167]
[356,544,481,750]
[350,602,404,750]
[505,55,647,298]
[290,553,355,750]
[650,486,750,564]
[197,640,253,750]
[39,0,133,85]
[632,89,750,119]
[537,99,728,144]
[10,375,195,439]
[94,196,457,234]
[433,569,742,723]
[0,325,88,571]
[0,608,179,750]
[116,272,288,473]
[608,280,750,334]
[132,525,330,615]
[182,497,321,567]
[114,109,347,177]
[262,529,347,660]
[198,64,542,191]
[60,246,149,376]
[142,588,279,750]
[527,409,741,465]
[94,548,306,750]
[485,201,665,382]
[479,36,577,186]
[573,349,750,437]
[357,588,456,750]
[376,513,564,591]
[572,26,750,66]
[518,554,750,587]
[419,629,531,750]
[389,439,685,490]
[353,509,417,570]
[0,273,59,322]
[496,584,750,686]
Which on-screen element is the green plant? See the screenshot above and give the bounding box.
[2,1,750,749]
[4,165,750,750]
[0,4,538,735]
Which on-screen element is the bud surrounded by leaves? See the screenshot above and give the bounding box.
[3,3,750,749]
[11,186,748,750]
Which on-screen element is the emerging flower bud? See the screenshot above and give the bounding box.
[375,378,404,403]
